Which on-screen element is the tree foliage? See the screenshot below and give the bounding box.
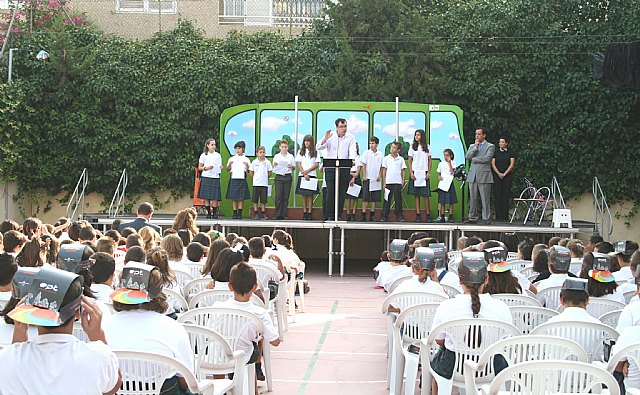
[0,0,639,219]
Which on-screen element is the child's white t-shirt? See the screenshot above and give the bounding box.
[408,144,431,171]
[199,152,222,178]
[382,155,407,185]
[273,153,295,176]
[437,160,456,177]
[361,150,383,180]
[250,158,273,187]
[295,152,321,177]
[228,155,251,179]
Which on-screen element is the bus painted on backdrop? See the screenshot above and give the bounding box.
[218,101,468,219]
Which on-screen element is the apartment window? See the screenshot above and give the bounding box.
[116,0,176,13]
[219,0,324,26]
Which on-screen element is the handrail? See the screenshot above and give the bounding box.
[108,169,128,217]
[551,176,566,209]
[65,168,88,221]
[592,177,613,239]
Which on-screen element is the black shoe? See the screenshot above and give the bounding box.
[415,213,421,223]
[448,216,454,223]
[255,365,266,381]
[424,215,432,223]
[439,216,445,223]
[483,220,492,225]
[370,212,376,222]
[464,218,477,224]
[350,213,356,221]
[380,216,387,222]
[397,215,405,222]
[360,213,367,222]
[346,213,352,221]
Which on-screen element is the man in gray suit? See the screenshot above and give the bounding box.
[465,127,495,224]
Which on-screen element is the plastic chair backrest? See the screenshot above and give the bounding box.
[606,342,640,372]
[536,285,563,310]
[393,303,441,347]
[182,278,212,301]
[72,321,90,342]
[599,309,623,329]
[585,298,626,319]
[173,269,195,289]
[188,289,265,310]
[162,288,189,313]
[623,290,637,304]
[183,262,205,279]
[509,306,559,334]
[464,335,588,393]
[381,291,448,314]
[507,252,518,261]
[387,274,412,294]
[569,262,583,276]
[492,293,541,307]
[486,360,620,395]
[441,284,461,298]
[113,350,209,395]
[251,263,281,302]
[530,320,620,363]
[518,265,534,278]
[424,318,521,385]
[506,259,531,272]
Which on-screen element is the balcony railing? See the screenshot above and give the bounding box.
[219,0,325,27]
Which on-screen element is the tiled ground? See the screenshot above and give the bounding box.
[262,271,389,395]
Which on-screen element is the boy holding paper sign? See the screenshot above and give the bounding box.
[360,136,384,222]
[381,141,407,222]
[436,148,458,222]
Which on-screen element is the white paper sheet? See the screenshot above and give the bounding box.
[230,161,246,179]
[273,160,289,176]
[267,185,273,197]
[300,177,318,191]
[384,188,390,201]
[347,183,361,197]
[368,179,382,192]
[438,175,454,192]
[414,170,427,187]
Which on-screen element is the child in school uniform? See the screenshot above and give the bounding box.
[408,129,432,223]
[295,134,321,220]
[198,138,223,219]
[360,136,383,222]
[250,146,273,220]
[272,140,295,220]
[226,141,251,219]
[381,141,407,222]
[345,143,362,221]
[436,148,458,223]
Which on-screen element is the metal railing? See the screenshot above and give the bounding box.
[219,0,325,26]
[108,169,128,217]
[551,176,566,209]
[592,177,613,239]
[65,168,88,221]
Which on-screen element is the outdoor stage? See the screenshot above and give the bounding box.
[90,212,591,277]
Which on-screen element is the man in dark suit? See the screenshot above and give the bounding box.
[118,202,161,233]
[465,127,495,224]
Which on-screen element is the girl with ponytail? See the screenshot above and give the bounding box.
[429,251,512,393]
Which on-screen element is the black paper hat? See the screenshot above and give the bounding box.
[549,246,571,271]
[388,239,409,261]
[57,244,95,273]
[459,252,488,284]
[413,247,438,271]
[562,278,589,293]
[8,267,82,327]
[428,243,448,269]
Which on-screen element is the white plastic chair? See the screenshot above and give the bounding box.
[518,265,535,278]
[113,349,230,395]
[252,263,286,340]
[173,269,195,289]
[624,290,637,304]
[587,299,626,319]
[527,272,539,283]
[419,318,521,395]
[183,262,205,279]
[441,284,461,298]
[522,287,536,298]
[72,321,90,342]
[162,288,189,313]
[536,285,563,310]
[177,307,274,394]
[506,252,518,261]
[599,342,640,386]
[181,324,245,395]
[507,259,531,273]
[570,261,583,276]
[188,289,265,310]
[482,360,620,395]
[463,335,589,393]
[381,292,448,390]
[599,309,623,329]
[492,293,541,307]
[447,252,461,274]
[509,305,559,334]
[531,320,620,363]
[390,303,441,395]
[183,278,212,301]
[387,274,412,294]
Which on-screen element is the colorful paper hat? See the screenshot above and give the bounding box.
[459,252,488,284]
[57,244,95,273]
[549,246,571,271]
[413,247,438,271]
[484,246,511,272]
[111,262,162,304]
[388,239,409,261]
[428,243,448,269]
[8,267,82,327]
[562,278,589,293]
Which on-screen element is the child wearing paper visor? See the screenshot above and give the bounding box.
[104,262,194,395]
[0,267,121,395]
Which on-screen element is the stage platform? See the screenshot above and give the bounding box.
[88,213,592,277]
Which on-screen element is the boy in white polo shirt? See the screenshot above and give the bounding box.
[360,136,384,222]
[250,146,273,220]
[381,141,407,222]
[0,267,121,395]
[546,278,600,324]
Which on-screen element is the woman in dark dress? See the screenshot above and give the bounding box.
[491,136,516,221]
